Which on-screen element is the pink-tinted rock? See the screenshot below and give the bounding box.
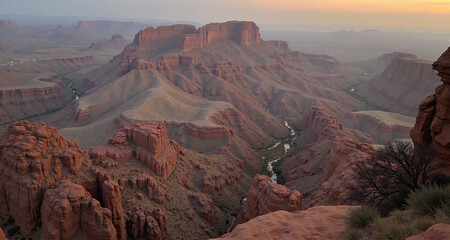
[181,21,261,51]
[234,175,302,227]
[268,40,289,49]
[406,223,450,240]
[0,121,89,235]
[411,47,450,172]
[41,181,117,240]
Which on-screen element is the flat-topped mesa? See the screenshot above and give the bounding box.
[411,47,450,171]
[132,24,196,50]
[181,21,262,51]
[233,175,302,227]
[0,121,89,235]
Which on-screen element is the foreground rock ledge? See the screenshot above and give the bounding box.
[215,205,355,240]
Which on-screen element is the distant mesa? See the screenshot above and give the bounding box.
[85,34,130,51]
[0,20,18,27]
[181,21,261,51]
[357,53,440,116]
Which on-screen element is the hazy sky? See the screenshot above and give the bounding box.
[2,0,450,31]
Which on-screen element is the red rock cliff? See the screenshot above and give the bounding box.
[181,21,261,51]
[233,175,302,227]
[0,121,90,235]
[411,47,450,172]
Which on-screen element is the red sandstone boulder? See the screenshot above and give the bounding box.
[216,205,355,240]
[0,121,89,234]
[411,47,450,172]
[406,223,450,240]
[233,175,302,227]
[41,181,117,240]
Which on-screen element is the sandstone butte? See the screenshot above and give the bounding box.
[89,122,180,180]
[233,174,302,227]
[411,47,450,173]
[214,205,355,240]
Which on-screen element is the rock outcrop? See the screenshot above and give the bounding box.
[0,228,6,240]
[233,175,302,226]
[358,54,440,116]
[102,180,126,240]
[406,223,450,240]
[90,122,179,180]
[411,47,450,172]
[181,21,261,51]
[0,121,89,234]
[41,181,117,240]
[126,208,168,240]
[216,205,355,240]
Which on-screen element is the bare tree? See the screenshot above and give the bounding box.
[350,141,444,206]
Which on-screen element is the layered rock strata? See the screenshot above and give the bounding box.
[181,21,261,51]
[89,122,179,180]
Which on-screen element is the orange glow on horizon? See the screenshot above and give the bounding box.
[244,0,450,14]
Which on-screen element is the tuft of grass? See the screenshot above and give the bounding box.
[406,184,450,216]
[372,219,415,240]
[347,207,379,229]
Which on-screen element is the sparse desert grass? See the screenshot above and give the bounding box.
[347,207,379,229]
[345,184,450,240]
[406,184,450,216]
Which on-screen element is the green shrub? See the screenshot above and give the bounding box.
[347,207,379,229]
[406,184,450,216]
[372,220,415,240]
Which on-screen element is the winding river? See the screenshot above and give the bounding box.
[266,121,297,183]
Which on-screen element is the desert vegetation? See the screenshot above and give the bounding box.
[346,141,450,239]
